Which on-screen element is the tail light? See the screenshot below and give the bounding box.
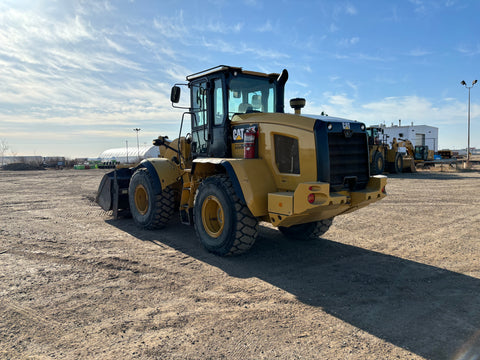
[307,193,315,204]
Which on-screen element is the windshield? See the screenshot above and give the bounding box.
[227,75,276,116]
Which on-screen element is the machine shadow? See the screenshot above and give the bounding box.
[386,171,479,181]
[107,217,480,360]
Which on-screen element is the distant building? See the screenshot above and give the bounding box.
[98,145,160,164]
[43,156,65,167]
[377,122,439,152]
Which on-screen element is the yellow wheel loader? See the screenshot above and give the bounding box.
[97,66,387,256]
[367,127,415,174]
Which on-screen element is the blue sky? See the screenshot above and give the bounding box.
[1,0,479,158]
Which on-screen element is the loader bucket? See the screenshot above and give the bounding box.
[403,158,416,173]
[95,168,132,211]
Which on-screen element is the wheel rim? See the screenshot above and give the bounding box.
[134,184,148,215]
[201,195,225,238]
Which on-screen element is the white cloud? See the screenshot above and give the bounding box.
[201,38,289,60]
[408,48,431,57]
[409,0,427,13]
[153,11,188,39]
[333,3,357,17]
[329,75,341,82]
[304,92,476,149]
[306,93,475,130]
[326,93,355,107]
[329,23,339,33]
[303,65,312,73]
[204,21,244,34]
[346,81,359,95]
[339,37,360,47]
[105,37,129,54]
[345,4,357,15]
[243,0,262,8]
[332,52,389,62]
[456,43,480,55]
[257,20,274,33]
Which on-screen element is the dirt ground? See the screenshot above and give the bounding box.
[1,166,480,359]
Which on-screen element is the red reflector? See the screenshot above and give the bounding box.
[381,186,386,193]
[307,193,315,204]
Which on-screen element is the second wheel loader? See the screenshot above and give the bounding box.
[367,126,416,174]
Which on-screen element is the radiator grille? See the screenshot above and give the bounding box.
[328,132,369,191]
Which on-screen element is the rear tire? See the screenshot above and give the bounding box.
[279,219,333,240]
[370,151,385,175]
[128,168,175,229]
[194,174,258,256]
[391,153,403,173]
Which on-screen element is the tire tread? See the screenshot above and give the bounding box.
[194,174,258,256]
[129,168,175,230]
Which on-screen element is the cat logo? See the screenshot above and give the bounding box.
[232,124,258,143]
[233,127,245,141]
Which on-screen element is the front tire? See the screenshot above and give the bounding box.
[193,174,258,256]
[279,219,333,240]
[128,168,175,229]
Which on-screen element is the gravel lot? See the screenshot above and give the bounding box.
[1,167,479,359]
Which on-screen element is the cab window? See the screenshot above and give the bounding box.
[213,78,224,125]
[191,82,207,127]
[228,75,276,116]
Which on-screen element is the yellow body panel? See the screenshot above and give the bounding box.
[232,112,317,131]
[147,158,184,188]
[268,192,294,215]
[193,158,277,217]
[268,175,387,227]
[157,137,192,168]
[231,113,317,191]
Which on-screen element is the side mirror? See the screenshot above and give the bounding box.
[170,86,181,103]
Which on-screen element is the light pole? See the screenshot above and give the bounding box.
[461,80,477,165]
[133,128,141,163]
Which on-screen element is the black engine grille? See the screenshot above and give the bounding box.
[328,132,369,191]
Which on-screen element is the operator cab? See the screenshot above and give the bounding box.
[171,65,288,159]
[366,127,384,145]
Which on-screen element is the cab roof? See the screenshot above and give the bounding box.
[186,65,280,82]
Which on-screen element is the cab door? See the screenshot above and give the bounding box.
[190,77,229,158]
[190,80,209,157]
[209,77,229,158]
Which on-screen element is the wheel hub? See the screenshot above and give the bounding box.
[134,184,149,215]
[201,195,225,238]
